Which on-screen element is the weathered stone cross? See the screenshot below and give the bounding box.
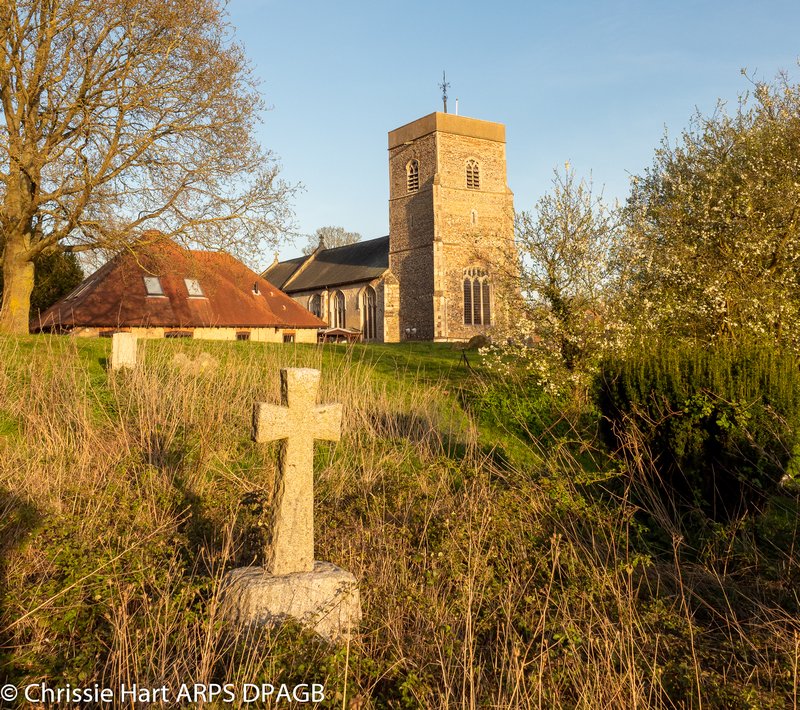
[252,368,342,576]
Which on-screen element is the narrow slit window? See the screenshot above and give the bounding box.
[67,279,94,300]
[466,159,480,190]
[362,286,377,340]
[143,276,164,296]
[407,159,419,193]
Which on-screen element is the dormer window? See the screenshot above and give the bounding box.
[143,276,164,296]
[407,159,419,193]
[466,159,480,190]
[252,282,260,295]
[184,278,204,297]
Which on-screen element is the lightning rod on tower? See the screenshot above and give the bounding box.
[439,71,450,114]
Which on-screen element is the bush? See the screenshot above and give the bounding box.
[596,342,800,519]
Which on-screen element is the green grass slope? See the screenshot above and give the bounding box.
[0,335,798,708]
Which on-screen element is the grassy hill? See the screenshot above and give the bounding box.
[0,336,798,708]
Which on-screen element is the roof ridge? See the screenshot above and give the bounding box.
[318,234,389,253]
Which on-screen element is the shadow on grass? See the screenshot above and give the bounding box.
[143,432,220,558]
[367,407,517,476]
[0,488,40,676]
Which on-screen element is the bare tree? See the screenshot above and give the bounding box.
[0,0,296,333]
[302,226,361,255]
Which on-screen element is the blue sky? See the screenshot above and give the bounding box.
[227,0,800,263]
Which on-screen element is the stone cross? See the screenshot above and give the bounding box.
[253,368,342,575]
[111,332,138,370]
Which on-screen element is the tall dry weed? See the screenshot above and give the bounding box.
[0,336,797,708]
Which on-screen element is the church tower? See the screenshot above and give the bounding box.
[386,112,514,342]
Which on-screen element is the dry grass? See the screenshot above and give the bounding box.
[0,335,798,708]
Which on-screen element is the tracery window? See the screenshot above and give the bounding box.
[308,293,322,318]
[361,286,377,340]
[463,267,491,326]
[407,159,419,193]
[466,159,480,190]
[331,290,346,328]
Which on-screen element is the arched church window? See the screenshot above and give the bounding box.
[361,286,377,340]
[308,293,321,318]
[463,267,491,326]
[331,290,346,329]
[407,160,419,193]
[466,159,480,190]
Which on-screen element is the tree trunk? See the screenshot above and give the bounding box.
[0,237,35,335]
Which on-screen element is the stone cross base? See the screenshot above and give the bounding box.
[221,562,361,643]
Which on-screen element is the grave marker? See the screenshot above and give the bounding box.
[253,368,342,574]
[222,368,360,641]
[111,332,138,370]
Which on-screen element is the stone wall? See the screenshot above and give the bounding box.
[388,128,437,340]
[435,130,515,342]
[288,329,319,344]
[191,327,238,340]
[382,272,399,343]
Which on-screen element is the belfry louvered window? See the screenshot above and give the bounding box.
[463,267,491,326]
[466,159,480,190]
[407,160,419,193]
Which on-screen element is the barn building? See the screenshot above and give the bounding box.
[33,239,324,342]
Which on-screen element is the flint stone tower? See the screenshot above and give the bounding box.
[387,112,515,342]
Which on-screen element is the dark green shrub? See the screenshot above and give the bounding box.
[596,342,800,519]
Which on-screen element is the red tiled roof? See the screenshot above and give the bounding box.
[33,240,326,331]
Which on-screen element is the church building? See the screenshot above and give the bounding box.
[264,111,515,342]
